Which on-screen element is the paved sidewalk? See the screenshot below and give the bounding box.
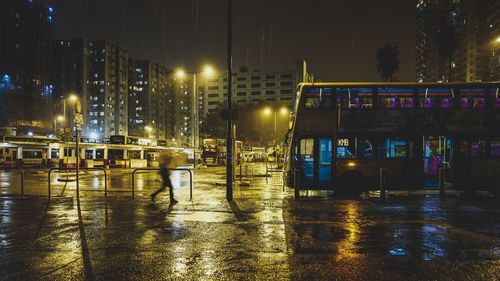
[1,167,500,280]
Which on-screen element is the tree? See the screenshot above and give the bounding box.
[199,101,289,147]
[376,43,400,82]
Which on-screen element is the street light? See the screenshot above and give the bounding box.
[145,125,153,138]
[262,106,289,163]
[175,65,216,148]
[54,115,65,133]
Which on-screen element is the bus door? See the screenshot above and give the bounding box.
[423,136,453,188]
[295,137,333,187]
[318,138,333,185]
[296,138,315,187]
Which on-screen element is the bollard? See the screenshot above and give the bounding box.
[294,169,300,200]
[20,168,24,197]
[439,167,445,197]
[239,164,242,182]
[379,168,386,199]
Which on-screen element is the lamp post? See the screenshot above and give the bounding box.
[144,125,153,139]
[263,106,289,163]
[175,65,216,148]
[68,94,82,197]
[54,115,64,133]
[226,0,233,201]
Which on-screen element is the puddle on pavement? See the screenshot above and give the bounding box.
[169,211,234,223]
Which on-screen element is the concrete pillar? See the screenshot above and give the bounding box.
[103,148,108,159]
[140,150,145,160]
[16,147,23,159]
[92,149,97,160]
[80,148,86,160]
[47,148,52,160]
[123,149,128,160]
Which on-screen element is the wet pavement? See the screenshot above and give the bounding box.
[1,164,500,280]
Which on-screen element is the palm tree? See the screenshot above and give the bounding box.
[376,43,400,82]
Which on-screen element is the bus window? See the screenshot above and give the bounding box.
[492,88,500,108]
[96,149,105,159]
[22,150,42,159]
[51,150,59,159]
[459,141,469,157]
[336,137,373,159]
[459,88,485,109]
[378,88,414,109]
[470,139,486,157]
[357,138,374,158]
[304,87,333,109]
[378,138,407,159]
[490,139,500,157]
[336,138,355,158]
[418,88,455,109]
[336,88,372,109]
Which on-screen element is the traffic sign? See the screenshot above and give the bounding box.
[74,113,83,125]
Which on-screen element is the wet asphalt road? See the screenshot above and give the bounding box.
[1,164,500,280]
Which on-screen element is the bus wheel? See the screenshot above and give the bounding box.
[339,174,365,196]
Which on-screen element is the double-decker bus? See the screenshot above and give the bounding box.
[284,82,500,195]
[201,138,243,165]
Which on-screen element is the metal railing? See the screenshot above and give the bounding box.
[131,168,193,200]
[47,167,108,198]
[0,167,24,196]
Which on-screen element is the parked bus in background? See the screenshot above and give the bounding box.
[201,138,226,165]
[284,82,500,195]
[201,138,243,165]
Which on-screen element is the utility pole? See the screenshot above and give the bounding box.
[226,0,233,201]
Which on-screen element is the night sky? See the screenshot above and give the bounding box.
[48,0,415,81]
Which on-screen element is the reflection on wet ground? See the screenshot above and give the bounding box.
[0,165,499,280]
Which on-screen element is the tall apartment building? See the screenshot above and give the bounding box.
[128,59,170,139]
[0,0,55,134]
[169,77,194,146]
[416,0,499,82]
[489,1,500,80]
[55,38,128,139]
[202,60,313,115]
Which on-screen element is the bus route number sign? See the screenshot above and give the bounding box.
[337,138,350,147]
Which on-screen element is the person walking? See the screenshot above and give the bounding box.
[150,151,178,205]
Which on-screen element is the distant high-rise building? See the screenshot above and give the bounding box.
[202,60,313,114]
[169,77,194,146]
[416,0,499,82]
[0,0,55,134]
[489,1,500,81]
[55,38,128,139]
[128,59,170,139]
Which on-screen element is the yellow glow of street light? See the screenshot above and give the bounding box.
[56,115,65,122]
[203,65,215,78]
[496,36,500,43]
[175,69,186,79]
[144,126,153,132]
[263,107,272,116]
[68,94,78,102]
[280,107,289,115]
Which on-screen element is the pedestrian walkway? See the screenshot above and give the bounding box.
[0,167,499,280]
